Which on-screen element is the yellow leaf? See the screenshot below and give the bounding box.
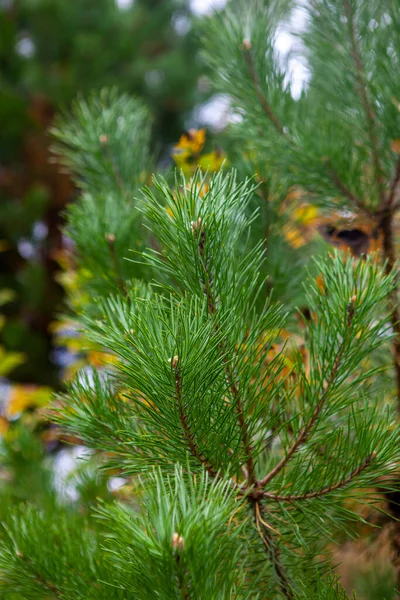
[293,204,319,224]
[0,347,26,376]
[172,152,194,176]
[87,350,116,367]
[283,224,306,249]
[7,385,53,417]
[198,150,228,172]
[173,129,206,155]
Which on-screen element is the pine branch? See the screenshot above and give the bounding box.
[386,157,400,210]
[262,451,376,502]
[241,35,373,217]
[259,298,355,488]
[380,213,400,412]
[197,225,257,486]
[343,0,385,203]
[177,570,190,600]
[174,542,190,600]
[105,233,128,295]
[17,553,61,598]
[253,500,295,600]
[174,360,218,479]
[241,42,285,136]
[52,89,151,194]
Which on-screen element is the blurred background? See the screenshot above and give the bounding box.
[0,0,233,525]
[0,0,229,395]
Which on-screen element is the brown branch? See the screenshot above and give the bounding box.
[196,226,257,486]
[228,448,249,480]
[174,543,190,600]
[177,573,190,600]
[241,42,285,136]
[253,501,295,600]
[380,214,400,412]
[18,553,61,598]
[172,532,190,600]
[174,362,218,479]
[262,451,376,502]
[259,300,355,488]
[386,157,400,209]
[343,0,385,204]
[105,233,128,295]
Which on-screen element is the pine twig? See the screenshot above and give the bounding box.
[241,37,375,218]
[105,233,128,295]
[343,0,385,204]
[241,41,285,136]
[174,541,190,600]
[17,553,61,598]
[174,361,218,479]
[380,214,400,412]
[386,157,400,210]
[262,451,376,502]
[259,299,355,488]
[196,226,257,486]
[253,500,295,600]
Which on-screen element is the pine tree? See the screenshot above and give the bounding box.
[1,1,400,598]
[201,0,400,407]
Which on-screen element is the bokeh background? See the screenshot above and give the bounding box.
[0,0,230,395]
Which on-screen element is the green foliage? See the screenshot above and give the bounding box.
[3,0,400,595]
[52,89,152,194]
[52,89,154,296]
[0,505,115,599]
[97,467,246,599]
[0,423,56,518]
[0,468,246,599]
[0,0,205,385]
[47,159,399,597]
[201,0,400,210]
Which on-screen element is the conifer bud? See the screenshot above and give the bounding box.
[172,532,184,551]
[190,217,202,233]
[350,295,357,303]
[242,38,252,50]
[99,134,109,145]
[105,233,116,245]
[168,355,179,369]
